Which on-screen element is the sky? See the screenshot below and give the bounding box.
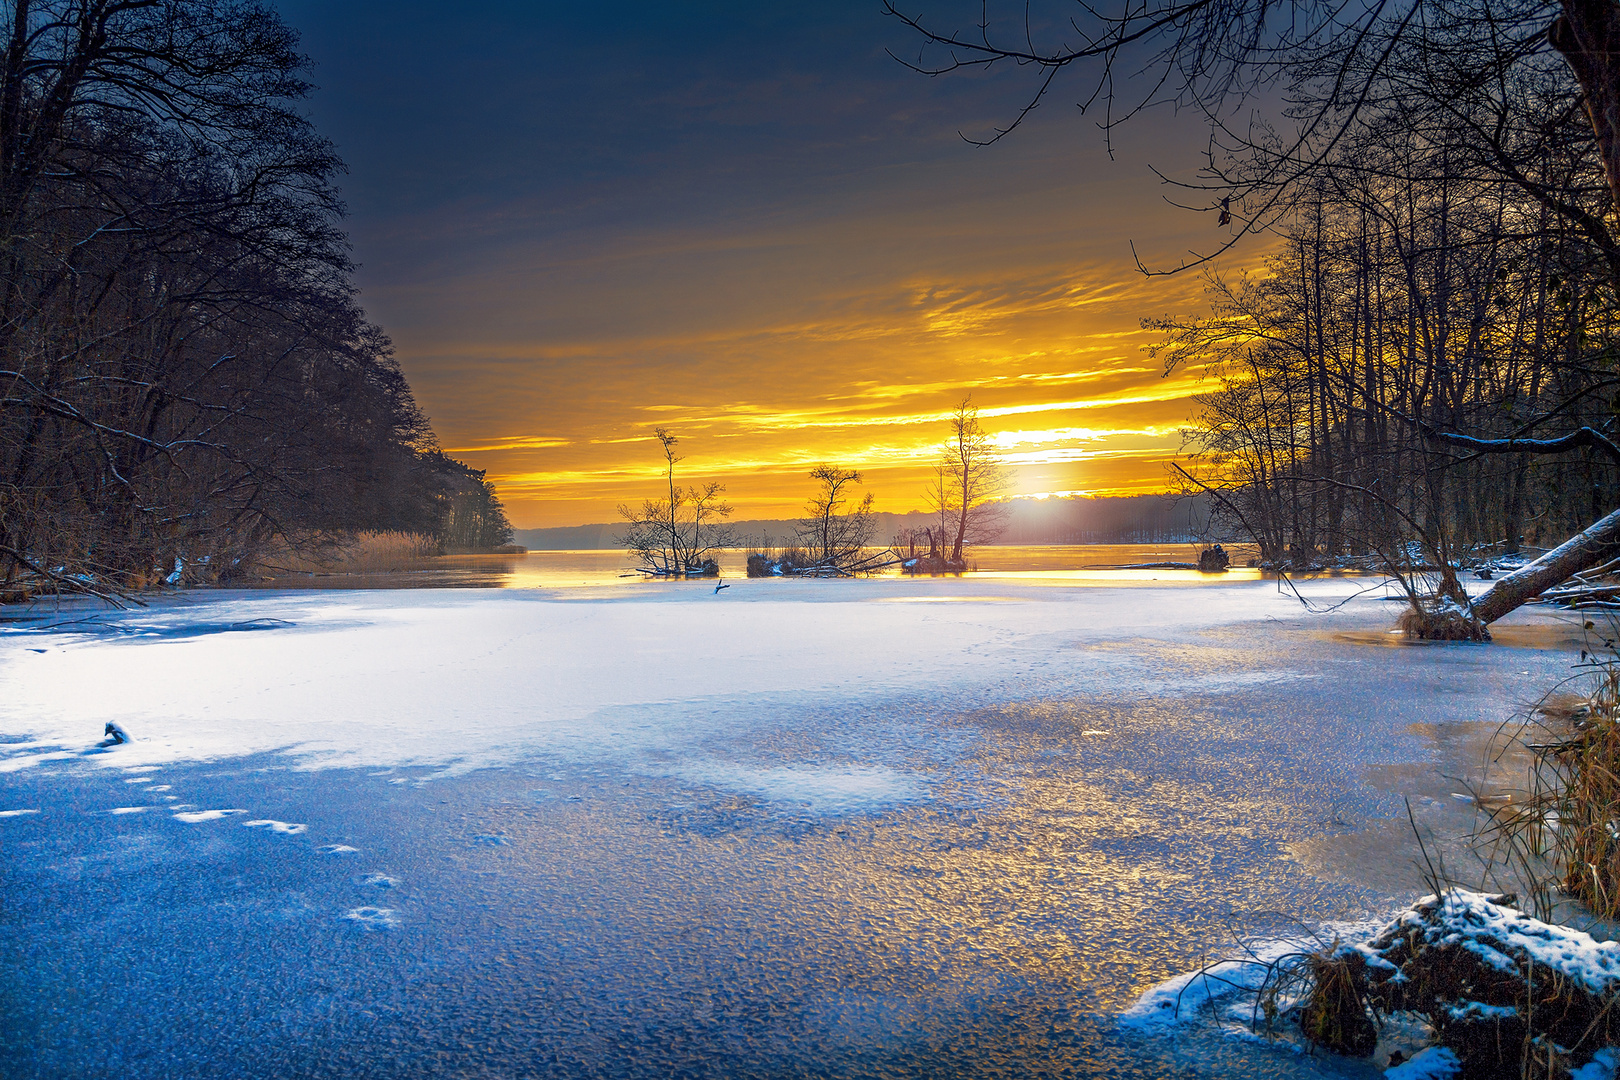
[273,1,1245,529]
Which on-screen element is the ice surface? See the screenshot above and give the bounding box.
[0,575,1594,1079]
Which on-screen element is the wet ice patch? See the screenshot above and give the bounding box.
[0,808,39,817]
[242,819,307,835]
[471,833,510,846]
[342,906,397,930]
[172,808,246,823]
[319,844,358,855]
[671,761,927,814]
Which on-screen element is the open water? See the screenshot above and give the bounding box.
[245,543,1266,591]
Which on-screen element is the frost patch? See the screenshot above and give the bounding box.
[0,808,39,817]
[172,808,246,823]
[342,906,397,930]
[360,873,400,888]
[319,844,358,855]
[670,761,927,814]
[108,806,150,815]
[243,819,307,835]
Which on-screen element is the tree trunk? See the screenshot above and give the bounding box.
[1553,0,1620,226]
[1472,505,1620,623]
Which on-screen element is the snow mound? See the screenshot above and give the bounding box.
[1573,1048,1620,1080]
[1352,889,1620,998]
[1384,1046,1460,1079]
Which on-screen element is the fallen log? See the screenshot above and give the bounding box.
[1472,506,1620,624]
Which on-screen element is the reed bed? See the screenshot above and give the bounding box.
[253,531,441,576]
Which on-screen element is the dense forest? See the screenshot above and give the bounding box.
[0,1,508,601]
[1148,0,1620,584]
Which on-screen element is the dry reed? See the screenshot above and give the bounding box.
[252,531,440,576]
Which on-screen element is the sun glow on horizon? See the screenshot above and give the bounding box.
[392,153,1239,530]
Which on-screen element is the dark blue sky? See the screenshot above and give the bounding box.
[271,1,1219,525]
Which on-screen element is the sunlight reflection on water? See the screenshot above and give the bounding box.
[246,544,1273,591]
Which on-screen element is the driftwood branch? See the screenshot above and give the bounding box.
[1473,506,1620,623]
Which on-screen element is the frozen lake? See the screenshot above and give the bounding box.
[0,574,1589,1077]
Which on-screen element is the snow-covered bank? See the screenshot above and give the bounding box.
[1122,890,1620,1078]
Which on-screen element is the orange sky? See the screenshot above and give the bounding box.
[280,2,1247,528]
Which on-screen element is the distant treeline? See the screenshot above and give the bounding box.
[517,495,1212,551]
[0,3,509,599]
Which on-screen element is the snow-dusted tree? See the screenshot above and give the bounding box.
[615,429,738,577]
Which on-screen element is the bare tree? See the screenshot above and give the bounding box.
[616,429,738,577]
[796,464,877,565]
[934,400,1009,562]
